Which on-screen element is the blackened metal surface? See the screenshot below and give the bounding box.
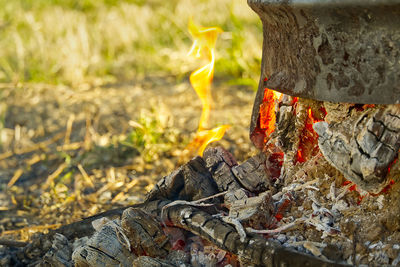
[248,0,400,135]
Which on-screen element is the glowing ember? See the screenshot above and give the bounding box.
[186,19,229,156]
[259,87,282,138]
[296,107,323,163]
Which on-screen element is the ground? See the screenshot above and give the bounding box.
[0,77,257,241]
[0,0,261,241]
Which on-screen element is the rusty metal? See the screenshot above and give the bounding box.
[248,0,400,135]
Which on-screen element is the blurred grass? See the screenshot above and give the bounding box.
[0,0,262,87]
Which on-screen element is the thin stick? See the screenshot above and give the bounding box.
[77,164,94,187]
[246,218,305,234]
[192,191,227,204]
[42,163,68,190]
[64,114,75,145]
[57,142,82,151]
[1,223,62,236]
[112,179,139,203]
[0,131,65,161]
[7,169,23,188]
[0,239,28,247]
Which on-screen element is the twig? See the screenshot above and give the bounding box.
[77,164,94,187]
[7,169,23,188]
[58,142,82,151]
[160,191,227,223]
[0,131,65,161]
[0,239,29,247]
[246,218,305,234]
[64,114,75,145]
[192,191,227,204]
[1,224,62,236]
[42,163,68,190]
[112,179,139,203]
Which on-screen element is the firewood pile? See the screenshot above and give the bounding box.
[3,99,400,266]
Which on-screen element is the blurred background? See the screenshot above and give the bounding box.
[0,0,262,237]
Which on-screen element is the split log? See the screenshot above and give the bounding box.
[314,105,400,193]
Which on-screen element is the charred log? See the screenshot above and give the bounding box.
[314,105,400,193]
[162,203,347,267]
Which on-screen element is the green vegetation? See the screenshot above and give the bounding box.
[0,0,262,87]
[121,109,181,162]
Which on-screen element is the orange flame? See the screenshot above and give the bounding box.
[186,19,229,156]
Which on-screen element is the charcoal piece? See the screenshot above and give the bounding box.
[314,105,400,193]
[231,153,270,192]
[40,234,73,267]
[228,191,274,229]
[121,208,170,258]
[224,188,249,205]
[72,219,134,267]
[274,95,297,152]
[203,147,242,192]
[146,156,219,202]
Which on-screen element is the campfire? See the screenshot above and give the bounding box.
[6,0,400,266]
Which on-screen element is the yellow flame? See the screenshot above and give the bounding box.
[186,19,229,156]
[273,91,282,100]
[192,125,231,156]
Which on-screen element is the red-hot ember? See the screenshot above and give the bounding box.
[259,87,282,139]
[296,108,323,163]
[342,179,395,205]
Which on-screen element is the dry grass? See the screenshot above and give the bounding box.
[0,0,262,87]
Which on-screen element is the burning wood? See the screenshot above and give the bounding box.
[14,147,352,267]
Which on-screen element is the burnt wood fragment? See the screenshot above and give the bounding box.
[228,191,274,230]
[231,153,270,192]
[146,156,219,202]
[40,234,73,267]
[72,219,134,267]
[314,105,400,193]
[121,208,170,258]
[203,147,242,192]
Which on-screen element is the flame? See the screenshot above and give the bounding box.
[186,19,229,156]
[191,125,231,156]
[259,88,282,138]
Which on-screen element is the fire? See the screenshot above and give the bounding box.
[186,19,229,156]
[259,87,282,138]
[191,125,231,156]
[296,107,323,163]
